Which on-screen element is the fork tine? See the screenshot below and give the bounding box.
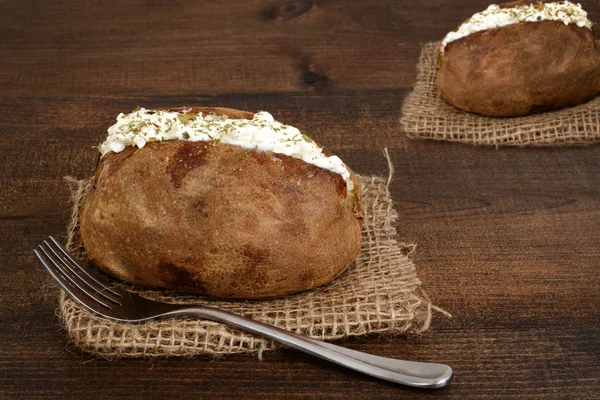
[43,240,122,305]
[34,249,75,299]
[48,236,122,298]
[36,244,113,310]
[45,237,122,301]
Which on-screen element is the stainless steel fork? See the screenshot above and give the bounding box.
[34,236,453,389]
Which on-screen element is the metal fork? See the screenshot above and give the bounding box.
[34,236,453,389]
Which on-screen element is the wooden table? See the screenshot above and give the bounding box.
[2,1,599,398]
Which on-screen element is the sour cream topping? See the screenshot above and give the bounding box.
[98,108,354,191]
[441,1,593,53]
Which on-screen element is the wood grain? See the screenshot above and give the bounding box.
[1,0,599,399]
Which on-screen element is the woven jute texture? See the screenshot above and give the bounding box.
[400,42,600,147]
[59,167,444,359]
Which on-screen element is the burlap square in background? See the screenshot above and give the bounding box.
[400,42,600,147]
[60,164,447,359]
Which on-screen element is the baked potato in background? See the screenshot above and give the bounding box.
[436,1,600,117]
[80,107,364,299]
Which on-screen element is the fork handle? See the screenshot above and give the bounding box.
[162,307,453,389]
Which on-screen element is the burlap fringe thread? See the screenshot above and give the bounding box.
[60,153,447,359]
[401,42,600,147]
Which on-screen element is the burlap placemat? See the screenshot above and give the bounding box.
[59,161,447,359]
[400,42,600,147]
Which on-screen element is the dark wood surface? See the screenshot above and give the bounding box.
[1,1,599,398]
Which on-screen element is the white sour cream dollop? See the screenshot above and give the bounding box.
[441,1,593,53]
[98,108,354,191]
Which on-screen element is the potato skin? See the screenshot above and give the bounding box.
[80,108,363,299]
[437,17,600,117]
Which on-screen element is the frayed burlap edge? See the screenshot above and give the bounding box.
[58,151,449,359]
[400,42,600,147]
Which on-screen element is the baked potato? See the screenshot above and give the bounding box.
[79,107,364,299]
[436,1,600,117]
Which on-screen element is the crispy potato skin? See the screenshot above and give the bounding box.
[80,108,363,299]
[437,19,600,117]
